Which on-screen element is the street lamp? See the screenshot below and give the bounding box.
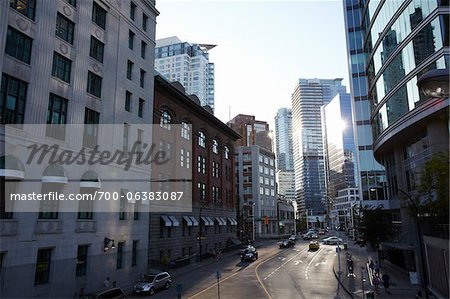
[197,200,209,262]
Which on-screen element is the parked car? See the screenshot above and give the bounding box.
[241,246,258,262]
[309,240,320,251]
[134,272,172,295]
[322,236,343,245]
[85,288,125,299]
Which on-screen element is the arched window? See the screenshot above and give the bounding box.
[212,139,219,154]
[159,110,171,130]
[198,131,206,148]
[224,146,230,159]
[181,122,190,140]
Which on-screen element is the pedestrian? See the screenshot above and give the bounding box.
[382,273,390,293]
[103,277,110,288]
[373,273,381,293]
[374,261,380,275]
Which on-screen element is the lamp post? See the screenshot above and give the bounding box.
[197,200,209,262]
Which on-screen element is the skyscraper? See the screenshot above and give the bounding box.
[274,108,295,206]
[291,78,346,218]
[154,36,215,111]
[344,1,449,297]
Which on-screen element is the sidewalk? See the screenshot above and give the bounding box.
[333,234,420,299]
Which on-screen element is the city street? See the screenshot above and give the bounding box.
[132,239,351,299]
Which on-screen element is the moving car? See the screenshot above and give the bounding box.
[302,231,319,240]
[322,236,343,245]
[85,287,125,299]
[134,272,172,295]
[241,246,258,262]
[279,239,295,248]
[309,240,320,251]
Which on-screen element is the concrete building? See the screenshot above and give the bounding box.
[150,75,240,267]
[0,0,158,297]
[235,146,277,239]
[291,78,346,221]
[154,36,215,111]
[277,195,296,236]
[344,0,449,297]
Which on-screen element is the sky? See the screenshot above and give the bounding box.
[154,0,350,128]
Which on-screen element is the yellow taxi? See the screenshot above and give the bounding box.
[309,240,320,251]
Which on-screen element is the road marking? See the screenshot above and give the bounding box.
[294,260,303,265]
[305,247,324,280]
[256,246,308,298]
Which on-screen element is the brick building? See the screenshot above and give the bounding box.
[149,75,240,267]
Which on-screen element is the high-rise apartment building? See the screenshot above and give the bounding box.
[274,108,294,171]
[228,114,277,239]
[154,36,215,111]
[344,1,449,297]
[0,0,158,296]
[291,78,346,218]
[274,108,295,207]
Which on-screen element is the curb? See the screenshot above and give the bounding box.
[333,265,354,298]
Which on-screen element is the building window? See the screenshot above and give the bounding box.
[87,71,102,97]
[142,13,148,31]
[198,183,205,200]
[78,187,95,219]
[55,13,74,44]
[66,0,76,8]
[134,197,140,220]
[138,98,144,118]
[116,242,124,269]
[39,183,61,219]
[212,139,219,154]
[125,91,132,112]
[181,122,190,140]
[127,60,133,80]
[123,123,129,154]
[128,30,135,50]
[75,245,88,277]
[83,108,99,148]
[34,248,52,285]
[46,93,68,140]
[132,240,138,266]
[159,110,171,130]
[141,41,147,59]
[10,0,35,20]
[139,69,145,88]
[224,146,230,159]
[92,2,107,29]
[89,36,104,63]
[119,189,127,220]
[5,26,32,64]
[52,53,72,83]
[0,74,27,126]
[130,1,136,20]
[198,131,206,148]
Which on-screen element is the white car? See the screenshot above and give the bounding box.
[322,236,343,245]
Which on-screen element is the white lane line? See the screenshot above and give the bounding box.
[305,247,324,280]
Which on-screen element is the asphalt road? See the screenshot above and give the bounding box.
[130,239,352,299]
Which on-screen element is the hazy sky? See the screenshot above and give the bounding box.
[155,1,349,127]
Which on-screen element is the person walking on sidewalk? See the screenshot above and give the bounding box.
[382,273,391,293]
[373,273,381,293]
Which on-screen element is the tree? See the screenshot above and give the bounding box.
[418,152,449,221]
[355,206,394,249]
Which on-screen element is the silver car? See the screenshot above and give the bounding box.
[134,272,172,296]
